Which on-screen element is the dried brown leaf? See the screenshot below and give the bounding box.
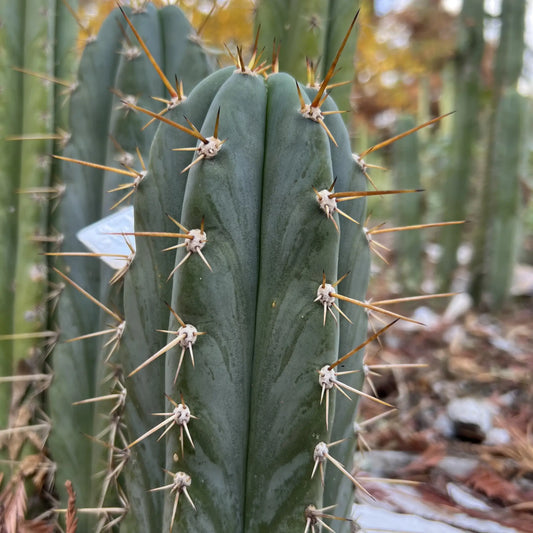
[402,442,446,474]
[18,453,51,492]
[6,404,33,459]
[0,475,27,533]
[18,519,55,533]
[466,466,521,504]
[65,480,78,533]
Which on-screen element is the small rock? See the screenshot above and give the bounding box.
[485,427,511,446]
[443,293,472,323]
[447,482,491,511]
[510,263,533,296]
[447,398,495,443]
[354,450,416,477]
[457,243,473,266]
[397,305,440,332]
[438,456,479,478]
[434,412,455,438]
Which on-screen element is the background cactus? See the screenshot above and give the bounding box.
[254,0,360,122]
[469,0,527,309]
[392,114,423,292]
[472,88,527,310]
[0,0,25,439]
[44,3,213,527]
[436,0,484,288]
[0,0,78,493]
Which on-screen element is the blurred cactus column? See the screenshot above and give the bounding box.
[0,0,25,434]
[0,0,77,493]
[254,0,359,120]
[470,0,527,309]
[11,0,55,375]
[437,0,484,289]
[482,89,526,308]
[392,114,423,292]
[322,0,360,120]
[254,0,328,81]
[0,0,56,477]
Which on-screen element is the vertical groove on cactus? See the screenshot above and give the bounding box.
[244,73,340,531]
[164,71,267,532]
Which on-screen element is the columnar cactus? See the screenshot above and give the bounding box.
[114,10,379,529]
[45,4,454,529]
[392,114,423,292]
[470,0,527,308]
[437,0,484,288]
[0,0,25,438]
[477,88,526,309]
[0,0,78,486]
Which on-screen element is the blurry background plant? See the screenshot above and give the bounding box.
[351,0,532,311]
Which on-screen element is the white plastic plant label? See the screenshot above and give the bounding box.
[76,206,135,269]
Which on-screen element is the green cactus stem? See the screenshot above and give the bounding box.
[492,0,526,93]
[110,13,378,529]
[0,0,25,436]
[480,89,526,309]
[48,6,123,519]
[11,0,54,386]
[470,0,526,308]
[0,0,77,491]
[254,0,329,82]
[437,0,484,289]
[392,114,423,292]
